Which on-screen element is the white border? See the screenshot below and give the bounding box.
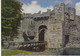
[0,0,1,55]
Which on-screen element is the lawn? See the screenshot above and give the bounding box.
[2,50,33,56]
[48,50,56,52]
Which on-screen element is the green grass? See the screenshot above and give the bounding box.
[2,46,9,49]
[2,46,6,49]
[48,50,56,52]
[2,50,33,56]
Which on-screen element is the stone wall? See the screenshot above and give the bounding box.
[14,3,80,49]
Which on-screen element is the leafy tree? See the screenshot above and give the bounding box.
[1,0,23,39]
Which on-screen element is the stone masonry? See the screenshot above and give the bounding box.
[14,3,80,49]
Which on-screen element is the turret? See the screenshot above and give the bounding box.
[54,4,59,13]
[65,4,69,13]
[69,7,75,20]
[60,2,65,12]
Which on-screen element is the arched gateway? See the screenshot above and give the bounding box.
[39,25,47,41]
[38,25,47,51]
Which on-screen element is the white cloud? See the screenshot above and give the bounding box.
[65,0,73,4]
[22,1,54,14]
[75,2,80,16]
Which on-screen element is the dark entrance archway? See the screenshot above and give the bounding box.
[39,25,47,51]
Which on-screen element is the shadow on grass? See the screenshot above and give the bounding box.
[19,46,45,52]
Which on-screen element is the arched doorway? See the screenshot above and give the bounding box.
[39,25,47,51]
[39,25,47,41]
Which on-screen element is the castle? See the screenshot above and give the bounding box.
[14,3,80,49]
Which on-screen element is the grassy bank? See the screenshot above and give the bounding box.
[2,50,33,56]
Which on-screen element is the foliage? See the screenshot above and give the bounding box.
[1,0,23,38]
[2,50,33,56]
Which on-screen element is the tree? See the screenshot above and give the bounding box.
[1,0,23,39]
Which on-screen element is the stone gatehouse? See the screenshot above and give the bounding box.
[14,3,80,49]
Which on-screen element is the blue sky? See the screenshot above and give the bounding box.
[18,0,80,7]
[17,0,80,15]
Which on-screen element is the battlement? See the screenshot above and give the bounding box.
[69,7,75,13]
[22,3,76,21]
[22,9,52,19]
[54,3,75,14]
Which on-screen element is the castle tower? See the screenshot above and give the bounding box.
[69,7,75,20]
